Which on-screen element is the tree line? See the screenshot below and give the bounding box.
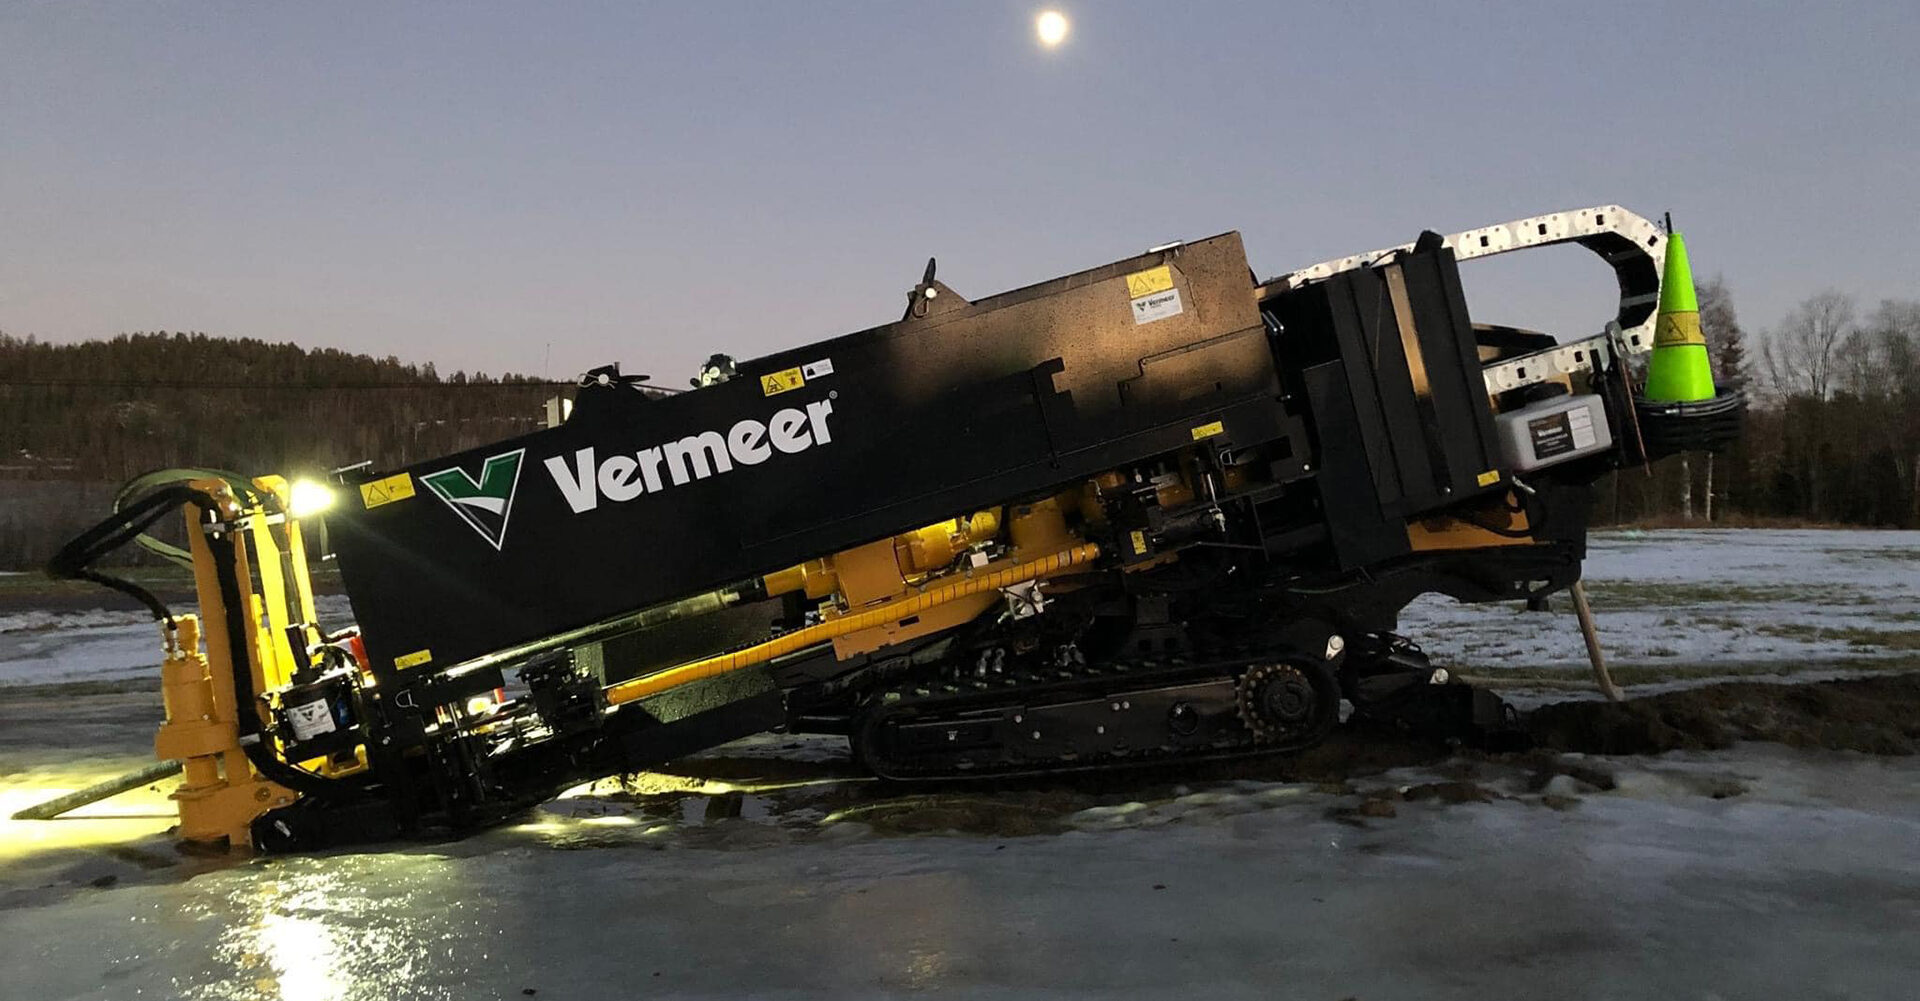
[1600,282,1920,529]
[0,332,571,567]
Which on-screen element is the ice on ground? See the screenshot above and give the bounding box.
[0,608,155,635]
[0,623,169,687]
[4,742,1917,1000]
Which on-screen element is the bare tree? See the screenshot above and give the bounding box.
[1830,300,1920,400]
[1762,291,1855,400]
[1856,300,1920,526]
[1869,299,1919,391]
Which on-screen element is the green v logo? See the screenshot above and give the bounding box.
[420,449,526,550]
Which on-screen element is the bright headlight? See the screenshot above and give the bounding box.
[288,479,337,518]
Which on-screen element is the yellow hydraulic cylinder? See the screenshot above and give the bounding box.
[154,615,290,847]
[763,509,1005,603]
[154,617,227,796]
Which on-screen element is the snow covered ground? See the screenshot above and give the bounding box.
[0,596,356,688]
[3,530,1919,999]
[1404,529,1920,683]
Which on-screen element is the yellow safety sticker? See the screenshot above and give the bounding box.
[1190,420,1225,441]
[1653,311,1706,348]
[760,367,806,396]
[359,473,416,509]
[1125,264,1175,300]
[1476,469,1501,487]
[1129,530,1149,555]
[394,648,433,670]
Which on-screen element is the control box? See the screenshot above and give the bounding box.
[1495,393,1612,472]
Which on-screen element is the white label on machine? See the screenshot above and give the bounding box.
[801,358,834,380]
[1131,288,1183,325]
[287,699,336,741]
[1567,408,1597,449]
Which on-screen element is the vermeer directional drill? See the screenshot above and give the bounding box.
[52,206,1740,850]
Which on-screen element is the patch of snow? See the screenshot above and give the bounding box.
[0,608,155,635]
[0,595,357,686]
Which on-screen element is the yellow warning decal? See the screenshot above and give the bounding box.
[1190,420,1225,441]
[394,648,433,670]
[1129,530,1149,555]
[1476,469,1501,487]
[1125,264,1175,300]
[760,367,806,396]
[1653,311,1706,348]
[359,473,416,509]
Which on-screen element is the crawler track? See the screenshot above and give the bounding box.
[851,651,1340,781]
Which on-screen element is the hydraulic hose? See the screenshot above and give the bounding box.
[45,484,210,624]
[112,467,255,569]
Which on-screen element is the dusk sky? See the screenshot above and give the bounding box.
[4,1,1916,383]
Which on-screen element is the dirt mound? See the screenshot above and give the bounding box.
[1526,673,1920,756]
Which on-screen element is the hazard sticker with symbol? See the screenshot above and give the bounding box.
[1654,311,1706,348]
[359,473,416,509]
[1125,265,1175,300]
[760,367,806,396]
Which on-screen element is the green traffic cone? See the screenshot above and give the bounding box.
[1642,230,1717,402]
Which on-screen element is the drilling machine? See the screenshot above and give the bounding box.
[52,205,1739,851]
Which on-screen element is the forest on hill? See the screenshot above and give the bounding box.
[0,332,570,566]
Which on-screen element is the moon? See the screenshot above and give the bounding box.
[1036,10,1070,48]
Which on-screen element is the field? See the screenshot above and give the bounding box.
[2,529,1918,999]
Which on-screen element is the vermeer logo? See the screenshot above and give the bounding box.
[544,397,835,515]
[420,449,526,550]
